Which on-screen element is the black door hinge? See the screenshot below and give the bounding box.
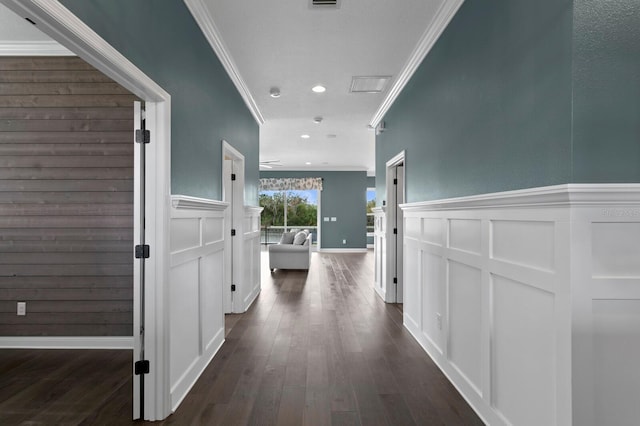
[231,284,236,292]
[393,178,397,185]
[134,360,150,375]
[393,228,397,234]
[231,229,236,236]
[135,129,150,144]
[231,173,236,181]
[135,244,150,259]
[393,277,397,284]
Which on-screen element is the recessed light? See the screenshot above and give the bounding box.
[301,134,310,139]
[312,85,326,93]
[305,162,312,165]
[269,87,281,98]
[313,116,323,124]
[327,134,337,139]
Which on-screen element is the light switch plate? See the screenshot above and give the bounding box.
[17,302,26,316]
[331,217,337,222]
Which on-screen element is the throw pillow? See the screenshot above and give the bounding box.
[293,231,307,245]
[279,231,295,245]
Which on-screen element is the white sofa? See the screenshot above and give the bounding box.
[268,230,312,271]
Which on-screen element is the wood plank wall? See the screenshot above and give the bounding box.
[0,57,137,336]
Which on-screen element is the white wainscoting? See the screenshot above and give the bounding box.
[372,207,387,301]
[241,206,263,312]
[168,195,228,411]
[400,184,640,426]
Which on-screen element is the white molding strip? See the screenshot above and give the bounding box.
[183,0,265,125]
[171,194,229,211]
[0,336,134,349]
[319,248,368,253]
[369,0,464,127]
[244,205,264,215]
[0,40,74,55]
[400,184,640,212]
[0,0,170,102]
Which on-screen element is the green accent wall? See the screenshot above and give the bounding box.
[260,171,367,249]
[572,0,640,182]
[377,0,639,204]
[60,0,260,204]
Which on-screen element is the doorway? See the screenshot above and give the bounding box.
[385,151,405,304]
[222,140,244,314]
[0,0,171,420]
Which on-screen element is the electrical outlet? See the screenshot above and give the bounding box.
[436,313,442,330]
[17,302,26,316]
[342,239,346,244]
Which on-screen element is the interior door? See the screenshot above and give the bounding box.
[395,165,404,303]
[223,158,234,313]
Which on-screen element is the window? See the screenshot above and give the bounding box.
[366,188,375,246]
[260,189,318,244]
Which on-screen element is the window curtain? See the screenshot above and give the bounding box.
[259,177,323,191]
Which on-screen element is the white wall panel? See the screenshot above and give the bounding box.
[169,260,200,387]
[171,218,200,252]
[492,220,555,272]
[449,219,481,254]
[403,244,421,331]
[492,274,555,426]
[448,260,482,394]
[592,299,640,425]
[421,252,443,353]
[423,218,443,246]
[201,251,224,351]
[592,222,640,278]
[168,196,227,411]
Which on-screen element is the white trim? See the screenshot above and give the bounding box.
[171,195,228,211]
[319,248,368,253]
[369,0,464,127]
[0,1,173,421]
[183,0,264,125]
[0,336,134,349]
[0,40,74,55]
[0,0,169,102]
[400,183,640,212]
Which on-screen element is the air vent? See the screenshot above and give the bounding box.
[310,0,340,9]
[350,76,391,93]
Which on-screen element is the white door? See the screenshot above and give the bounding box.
[222,158,234,313]
[395,165,404,303]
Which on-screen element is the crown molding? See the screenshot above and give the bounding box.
[369,0,464,127]
[183,0,265,125]
[0,40,74,56]
[400,184,640,212]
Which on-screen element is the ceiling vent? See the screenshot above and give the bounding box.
[310,0,340,9]
[350,76,392,93]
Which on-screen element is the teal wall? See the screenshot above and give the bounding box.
[60,0,260,204]
[572,0,640,182]
[260,171,367,249]
[377,0,574,203]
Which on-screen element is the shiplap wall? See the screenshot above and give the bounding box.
[0,56,137,336]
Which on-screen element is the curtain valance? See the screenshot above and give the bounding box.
[259,177,323,191]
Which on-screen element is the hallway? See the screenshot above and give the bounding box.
[159,250,481,424]
[0,251,482,425]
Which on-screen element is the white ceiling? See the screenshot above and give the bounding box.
[191,0,452,175]
[1,1,460,175]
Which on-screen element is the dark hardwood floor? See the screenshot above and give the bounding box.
[0,251,483,425]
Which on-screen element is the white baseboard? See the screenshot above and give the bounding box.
[319,248,368,253]
[0,41,75,56]
[0,336,133,349]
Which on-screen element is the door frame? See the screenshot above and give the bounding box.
[222,140,245,313]
[385,150,405,304]
[0,0,172,420]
